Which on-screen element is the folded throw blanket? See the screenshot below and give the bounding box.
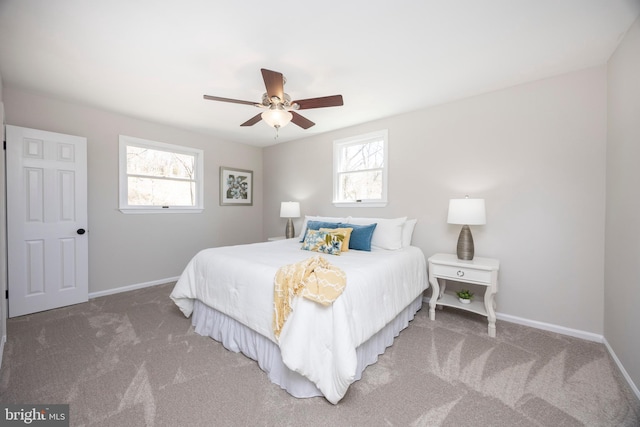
[273,255,347,339]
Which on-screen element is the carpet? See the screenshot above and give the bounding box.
[1,283,638,426]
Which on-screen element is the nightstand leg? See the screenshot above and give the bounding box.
[428,275,439,321]
[488,322,496,338]
[485,289,497,338]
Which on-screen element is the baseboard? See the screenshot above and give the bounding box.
[603,337,640,401]
[495,312,604,343]
[88,276,179,299]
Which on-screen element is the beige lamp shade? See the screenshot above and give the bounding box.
[280,201,300,218]
[447,198,486,225]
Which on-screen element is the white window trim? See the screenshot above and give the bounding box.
[119,135,204,214]
[333,129,388,207]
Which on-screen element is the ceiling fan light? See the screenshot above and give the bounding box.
[261,109,293,128]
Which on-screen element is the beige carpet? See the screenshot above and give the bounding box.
[1,283,638,426]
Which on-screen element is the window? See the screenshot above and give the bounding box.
[333,129,388,207]
[119,135,204,213]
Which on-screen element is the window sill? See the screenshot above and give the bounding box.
[333,202,388,208]
[119,208,204,214]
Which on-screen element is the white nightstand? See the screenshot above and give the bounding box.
[267,236,287,241]
[428,253,500,337]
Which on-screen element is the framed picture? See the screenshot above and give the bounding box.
[220,166,253,206]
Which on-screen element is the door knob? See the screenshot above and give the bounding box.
[77,228,86,235]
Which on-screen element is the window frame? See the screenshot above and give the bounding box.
[333,129,388,207]
[118,135,204,214]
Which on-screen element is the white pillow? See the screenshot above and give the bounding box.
[349,217,407,250]
[402,219,417,247]
[298,215,351,241]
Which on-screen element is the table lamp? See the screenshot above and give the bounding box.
[447,196,486,260]
[280,201,300,239]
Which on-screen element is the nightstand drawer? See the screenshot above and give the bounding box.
[431,264,492,285]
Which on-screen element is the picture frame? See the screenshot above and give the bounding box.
[220,166,253,206]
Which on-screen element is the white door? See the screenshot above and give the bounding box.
[6,125,88,317]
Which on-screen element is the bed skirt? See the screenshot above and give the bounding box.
[191,295,423,400]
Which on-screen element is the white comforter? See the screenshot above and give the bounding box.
[170,239,428,403]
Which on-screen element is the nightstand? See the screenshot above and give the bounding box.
[428,253,500,337]
[267,236,287,241]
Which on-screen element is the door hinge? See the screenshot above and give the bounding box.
[5,289,7,299]
[3,140,5,150]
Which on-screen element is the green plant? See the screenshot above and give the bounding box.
[456,289,474,300]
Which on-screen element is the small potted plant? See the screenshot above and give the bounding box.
[456,289,474,304]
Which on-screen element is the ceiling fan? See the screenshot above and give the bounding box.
[203,68,344,132]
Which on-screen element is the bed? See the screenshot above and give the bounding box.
[170,216,428,404]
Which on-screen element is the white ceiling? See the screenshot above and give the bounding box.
[1,1,639,147]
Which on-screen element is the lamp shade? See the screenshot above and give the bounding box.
[447,198,486,225]
[262,109,293,128]
[280,201,300,218]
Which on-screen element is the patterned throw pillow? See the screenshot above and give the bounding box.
[319,227,353,252]
[301,230,344,255]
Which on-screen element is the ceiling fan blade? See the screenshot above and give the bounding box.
[203,95,256,106]
[240,113,263,127]
[290,111,315,129]
[292,95,344,110]
[261,68,284,101]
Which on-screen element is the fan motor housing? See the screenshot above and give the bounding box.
[262,92,293,108]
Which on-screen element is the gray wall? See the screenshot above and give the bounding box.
[605,17,640,393]
[264,66,607,334]
[4,87,264,294]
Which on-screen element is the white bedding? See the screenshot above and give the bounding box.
[170,238,428,403]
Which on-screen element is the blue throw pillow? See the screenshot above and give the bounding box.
[300,221,342,242]
[339,223,377,251]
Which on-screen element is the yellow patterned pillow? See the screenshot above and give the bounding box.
[301,230,344,255]
[320,227,353,252]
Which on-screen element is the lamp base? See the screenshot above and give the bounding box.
[456,225,475,260]
[285,218,295,239]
